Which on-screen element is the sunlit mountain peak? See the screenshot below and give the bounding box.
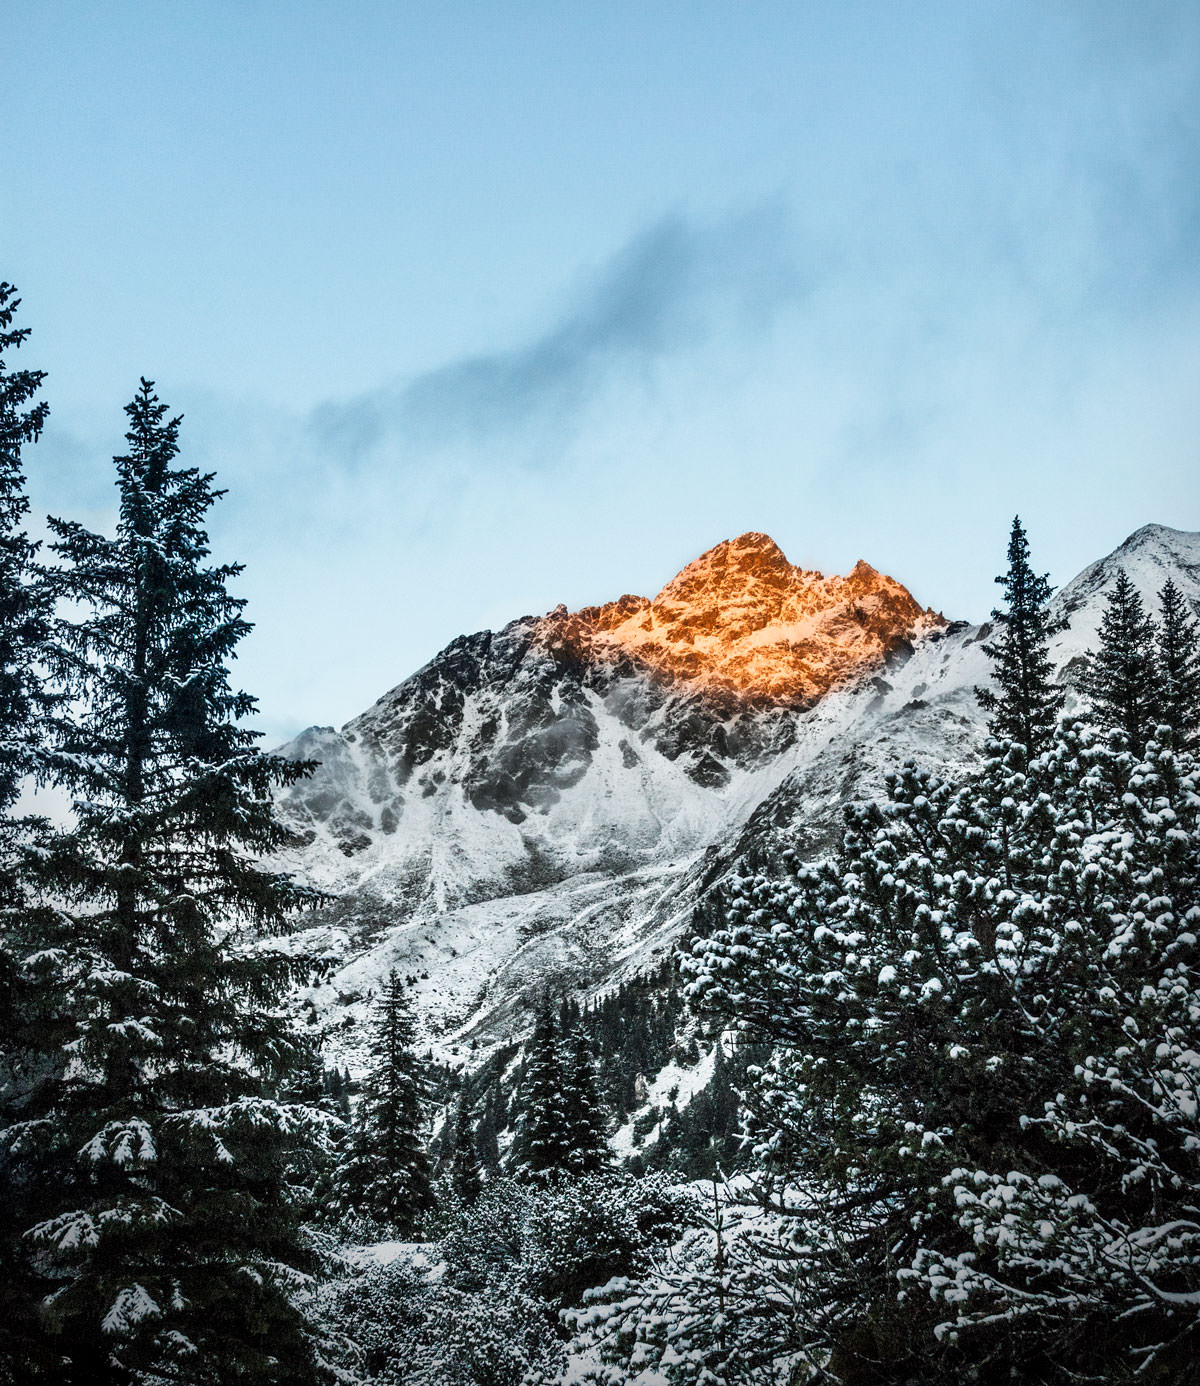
[537,531,944,705]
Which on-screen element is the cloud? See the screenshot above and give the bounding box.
[308,203,803,461]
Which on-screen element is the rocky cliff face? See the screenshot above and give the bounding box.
[274,534,937,893]
[273,524,1200,1071]
[537,532,943,705]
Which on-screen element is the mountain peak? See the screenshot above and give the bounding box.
[1113,523,1199,560]
[538,533,943,706]
[1055,523,1200,623]
[695,530,790,566]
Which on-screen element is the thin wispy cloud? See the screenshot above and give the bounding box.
[308,204,803,460]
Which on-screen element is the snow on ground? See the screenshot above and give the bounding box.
[610,1044,718,1159]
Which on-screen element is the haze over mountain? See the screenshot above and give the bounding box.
[274,523,1200,1070]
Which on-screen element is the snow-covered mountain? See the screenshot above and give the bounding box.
[275,524,1200,1070]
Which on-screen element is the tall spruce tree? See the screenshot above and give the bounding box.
[476,1085,501,1175]
[10,381,333,1385]
[975,515,1064,757]
[449,1092,483,1205]
[0,282,51,820]
[0,280,54,1113]
[1157,576,1200,749]
[1081,567,1160,754]
[560,1027,610,1176]
[335,970,434,1230]
[511,1000,573,1181]
[0,284,62,1382]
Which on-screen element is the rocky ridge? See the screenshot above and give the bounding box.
[274,524,1200,1072]
[536,531,944,705]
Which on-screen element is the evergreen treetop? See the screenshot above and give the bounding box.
[335,969,434,1231]
[1080,566,1160,754]
[0,283,64,1385]
[0,281,52,821]
[975,515,1065,758]
[450,1091,483,1205]
[1157,576,1200,749]
[560,1027,610,1177]
[511,999,572,1182]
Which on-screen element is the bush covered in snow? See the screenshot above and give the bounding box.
[317,1173,690,1384]
[677,721,1200,1383]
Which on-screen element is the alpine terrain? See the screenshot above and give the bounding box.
[274,522,1200,1071]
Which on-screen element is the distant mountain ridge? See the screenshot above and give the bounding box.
[273,523,1200,1071]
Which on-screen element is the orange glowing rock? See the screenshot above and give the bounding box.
[537,532,944,706]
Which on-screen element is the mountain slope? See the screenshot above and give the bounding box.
[275,524,1200,1070]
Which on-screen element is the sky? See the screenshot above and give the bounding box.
[4,1,1200,742]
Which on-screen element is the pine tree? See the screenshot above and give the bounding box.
[1157,576,1200,749]
[476,1085,501,1175]
[0,280,54,1106]
[10,380,333,1384]
[449,1092,483,1205]
[336,970,434,1230]
[1081,567,1160,753]
[511,1000,572,1182]
[560,1027,609,1176]
[0,282,51,819]
[687,714,1200,1381]
[975,515,1065,757]
[0,284,63,1382]
[708,1041,740,1155]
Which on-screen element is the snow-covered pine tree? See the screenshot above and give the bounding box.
[510,1000,572,1182]
[911,722,1200,1380]
[975,515,1064,758]
[0,283,65,1383]
[476,1086,501,1175]
[560,1027,609,1177]
[686,697,1200,1380]
[335,969,434,1231]
[1081,566,1161,754]
[1157,576,1200,749]
[0,282,51,822]
[449,1092,483,1205]
[14,380,334,1385]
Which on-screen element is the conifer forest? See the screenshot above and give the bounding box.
[3,266,1200,1386]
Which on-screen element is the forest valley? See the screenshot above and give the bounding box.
[2,282,1200,1385]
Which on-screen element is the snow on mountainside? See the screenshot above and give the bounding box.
[274,524,1200,1071]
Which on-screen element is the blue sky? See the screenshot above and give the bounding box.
[5,1,1199,740]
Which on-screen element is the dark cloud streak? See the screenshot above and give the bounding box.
[308,203,803,462]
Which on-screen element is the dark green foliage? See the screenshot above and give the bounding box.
[0,282,50,818]
[475,1082,503,1175]
[315,1174,690,1384]
[321,1066,352,1120]
[685,713,1200,1382]
[335,970,434,1231]
[510,999,572,1180]
[1081,567,1160,754]
[1157,577,1200,748]
[449,1092,483,1205]
[976,515,1065,757]
[0,281,60,1386]
[560,1028,610,1176]
[577,966,685,1118]
[6,381,334,1384]
[511,1001,615,1182]
[456,974,687,1183]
